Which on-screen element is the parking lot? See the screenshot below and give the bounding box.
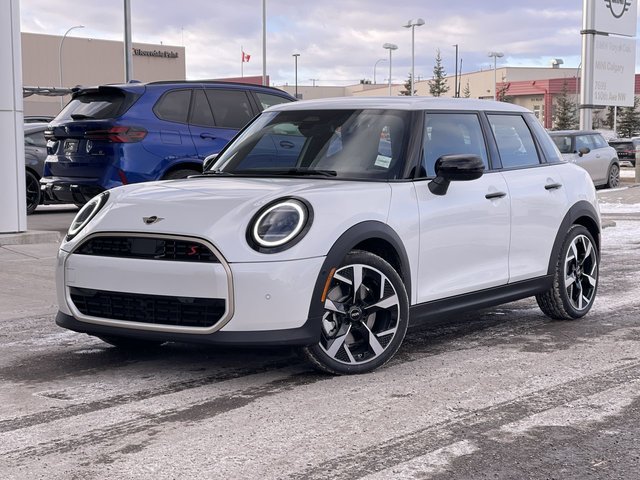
[0,181,638,479]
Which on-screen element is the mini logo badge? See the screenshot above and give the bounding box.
[142,216,164,225]
[605,0,632,18]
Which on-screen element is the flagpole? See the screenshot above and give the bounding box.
[241,45,244,77]
[262,0,267,85]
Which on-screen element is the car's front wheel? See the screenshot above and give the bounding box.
[301,250,409,375]
[607,163,620,189]
[163,169,200,180]
[536,225,598,320]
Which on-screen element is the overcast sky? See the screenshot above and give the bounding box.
[18,0,632,86]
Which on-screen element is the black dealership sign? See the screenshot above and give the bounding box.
[133,48,179,59]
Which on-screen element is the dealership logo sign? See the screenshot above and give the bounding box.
[133,48,179,59]
[605,0,632,18]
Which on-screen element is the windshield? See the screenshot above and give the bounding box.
[211,109,411,180]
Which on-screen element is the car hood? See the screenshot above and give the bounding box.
[64,176,392,263]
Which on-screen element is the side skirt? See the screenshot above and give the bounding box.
[409,276,553,327]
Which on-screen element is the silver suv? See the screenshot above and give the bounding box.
[549,130,620,188]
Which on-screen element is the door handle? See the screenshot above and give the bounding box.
[485,191,507,200]
[545,183,563,190]
[279,140,295,149]
[200,133,217,140]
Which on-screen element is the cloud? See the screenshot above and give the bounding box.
[19,0,626,86]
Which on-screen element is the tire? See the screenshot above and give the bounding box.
[97,335,164,349]
[25,170,41,215]
[606,163,620,189]
[536,225,599,320]
[163,169,200,180]
[300,250,409,375]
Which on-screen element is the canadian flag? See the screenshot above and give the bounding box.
[242,51,251,63]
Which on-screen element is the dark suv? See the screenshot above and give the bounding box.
[608,138,639,167]
[41,81,295,204]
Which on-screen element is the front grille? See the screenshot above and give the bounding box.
[70,287,226,328]
[75,236,218,263]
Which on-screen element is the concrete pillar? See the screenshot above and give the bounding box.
[0,0,26,233]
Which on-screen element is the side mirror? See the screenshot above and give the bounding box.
[578,147,590,157]
[428,154,485,196]
[202,153,218,172]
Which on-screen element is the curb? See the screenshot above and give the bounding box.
[0,230,61,246]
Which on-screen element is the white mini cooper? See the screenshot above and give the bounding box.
[56,98,601,375]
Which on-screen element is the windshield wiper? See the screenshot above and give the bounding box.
[70,113,95,120]
[249,168,338,177]
[201,169,234,176]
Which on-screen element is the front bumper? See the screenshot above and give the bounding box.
[56,237,326,346]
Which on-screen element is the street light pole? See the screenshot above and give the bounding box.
[453,44,459,98]
[488,51,504,100]
[403,18,425,96]
[262,0,267,85]
[373,58,386,85]
[383,43,398,96]
[59,25,84,108]
[292,53,300,98]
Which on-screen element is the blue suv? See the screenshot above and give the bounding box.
[41,81,295,204]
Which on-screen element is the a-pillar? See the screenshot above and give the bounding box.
[0,0,26,233]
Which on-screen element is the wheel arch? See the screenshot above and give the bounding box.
[25,166,41,180]
[306,221,412,323]
[161,160,203,179]
[547,201,600,276]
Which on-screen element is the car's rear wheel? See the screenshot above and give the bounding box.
[536,225,598,320]
[606,163,620,188]
[163,169,200,180]
[97,335,164,349]
[25,170,41,215]
[300,250,409,375]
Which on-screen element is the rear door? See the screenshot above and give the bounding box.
[488,113,569,282]
[188,88,256,158]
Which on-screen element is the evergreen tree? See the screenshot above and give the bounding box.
[399,73,415,96]
[462,81,471,98]
[605,106,615,130]
[552,81,578,130]
[428,49,450,97]
[617,96,640,138]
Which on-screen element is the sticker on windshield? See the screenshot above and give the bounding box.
[374,155,392,168]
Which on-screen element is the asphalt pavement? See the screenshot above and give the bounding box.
[0,178,639,479]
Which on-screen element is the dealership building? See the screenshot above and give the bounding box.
[22,32,185,116]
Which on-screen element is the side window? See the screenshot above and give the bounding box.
[575,135,594,152]
[205,89,254,129]
[551,135,573,154]
[153,89,191,124]
[25,131,46,147]
[255,92,292,111]
[189,89,215,127]
[488,114,541,168]
[423,113,489,177]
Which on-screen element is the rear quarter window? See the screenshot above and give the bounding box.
[153,89,192,124]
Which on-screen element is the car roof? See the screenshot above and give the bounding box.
[548,130,602,136]
[72,80,294,97]
[267,97,532,113]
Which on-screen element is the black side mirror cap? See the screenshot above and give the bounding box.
[428,154,485,196]
[578,147,590,157]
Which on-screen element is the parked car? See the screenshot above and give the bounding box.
[41,81,296,205]
[55,98,601,375]
[608,137,639,167]
[24,122,48,214]
[548,130,620,188]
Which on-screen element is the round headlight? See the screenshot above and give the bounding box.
[250,199,311,250]
[67,191,109,240]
